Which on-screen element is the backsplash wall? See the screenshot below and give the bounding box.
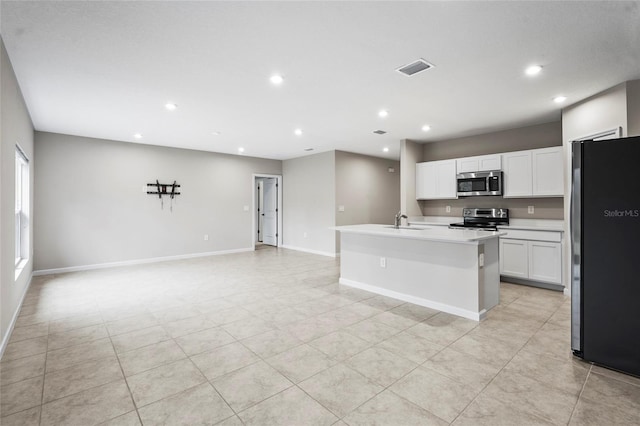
[420,197,564,219]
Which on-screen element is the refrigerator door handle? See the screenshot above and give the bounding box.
[570,141,582,354]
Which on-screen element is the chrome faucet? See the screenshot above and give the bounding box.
[394,211,408,228]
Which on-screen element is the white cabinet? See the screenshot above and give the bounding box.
[503,147,563,198]
[499,239,528,279]
[528,241,562,283]
[416,160,457,200]
[499,229,562,285]
[456,154,502,173]
[502,151,533,197]
[532,147,564,196]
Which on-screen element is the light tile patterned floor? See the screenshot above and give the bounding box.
[1,247,639,425]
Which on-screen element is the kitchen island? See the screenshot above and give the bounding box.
[334,224,504,321]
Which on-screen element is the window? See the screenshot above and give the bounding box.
[15,146,29,270]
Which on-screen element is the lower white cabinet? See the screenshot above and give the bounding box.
[499,230,562,285]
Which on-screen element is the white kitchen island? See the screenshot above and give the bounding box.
[335,224,504,321]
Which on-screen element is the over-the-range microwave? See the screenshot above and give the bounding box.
[456,170,503,197]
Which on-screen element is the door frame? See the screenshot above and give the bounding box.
[252,174,283,248]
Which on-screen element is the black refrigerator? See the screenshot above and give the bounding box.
[571,135,640,377]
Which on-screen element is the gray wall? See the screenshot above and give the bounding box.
[419,121,564,219]
[335,150,400,250]
[400,139,422,217]
[1,39,35,347]
[282,151,336,256]
[34,132,281,271]
[335,151,400,226]
[422,121,562,161]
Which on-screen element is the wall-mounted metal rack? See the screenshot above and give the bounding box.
[146,180,181,199]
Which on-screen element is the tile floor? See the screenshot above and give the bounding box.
[1,247,639,425]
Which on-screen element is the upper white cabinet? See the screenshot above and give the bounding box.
[456,154,502,173]
[503,147,563,198]
[416,160,457,200]
[532,147,564,196]
[502,151,533,197]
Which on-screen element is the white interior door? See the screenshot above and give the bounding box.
[262,178,278,246]
[256,180,264,242]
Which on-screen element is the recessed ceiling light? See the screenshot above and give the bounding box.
[525,65,543,76]
[421,125,431,132]
[553,95,567,103]
[134,133,143,139]
[378,110,389,118]
[238,147,245,153]
[304,148,314,152]
[383,147,389,153]
[270,74,284,85]
[212,131,221,136]
[373,130,387,135]
[165,103,177,111]
[294,128,303,136]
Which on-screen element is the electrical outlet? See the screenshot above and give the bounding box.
[446,205,451,213]
[528,205,535,214]
[478,253,484,267]
[243,205,249,211]
[338,205,345,212]
[380,257,386,268]
[204,234,209,241]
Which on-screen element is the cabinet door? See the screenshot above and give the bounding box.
[478,154,501,171]
[456,157,478,173]
[499,238,528,278]
[528,241,562,283]
[532,147,564,196]
[503,151,532,197]
[416,162,436,199]
[436,160,457,198]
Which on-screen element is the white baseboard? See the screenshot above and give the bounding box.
[339,277,485,321]
[33,247,254,276]
[0,272,33,359]
[280,245,337,258]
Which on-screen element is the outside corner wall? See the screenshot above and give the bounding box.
[399,139,422,217]
[282,151,336,256]
[33,132,282,271]
[627,79,640,137]
[1,38,35,345]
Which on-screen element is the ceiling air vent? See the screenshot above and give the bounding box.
[396,59,434,77]
[373,130,387,135]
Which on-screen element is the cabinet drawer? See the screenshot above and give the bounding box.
[499,228,562,242]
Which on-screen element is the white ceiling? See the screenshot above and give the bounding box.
[2,1,640,160]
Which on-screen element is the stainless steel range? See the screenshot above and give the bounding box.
[449,208,509,231]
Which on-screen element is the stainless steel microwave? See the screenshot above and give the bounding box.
[456,170,503,197]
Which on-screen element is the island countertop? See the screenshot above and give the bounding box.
[333,224,504,244]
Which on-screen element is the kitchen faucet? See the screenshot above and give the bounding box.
[394,211,408,229]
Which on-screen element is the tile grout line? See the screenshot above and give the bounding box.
[567,364,593,424]
[107,328,145,425]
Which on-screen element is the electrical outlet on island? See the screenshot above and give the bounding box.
[528,205,535,214]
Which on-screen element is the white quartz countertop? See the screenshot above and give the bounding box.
[334,224,504,244]
[408,216,565,232]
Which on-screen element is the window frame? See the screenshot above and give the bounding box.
[15,145,29,271]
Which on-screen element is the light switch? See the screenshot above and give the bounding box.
[243,205,249,211]
[528,205,535,214]
[338,205,345,212]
